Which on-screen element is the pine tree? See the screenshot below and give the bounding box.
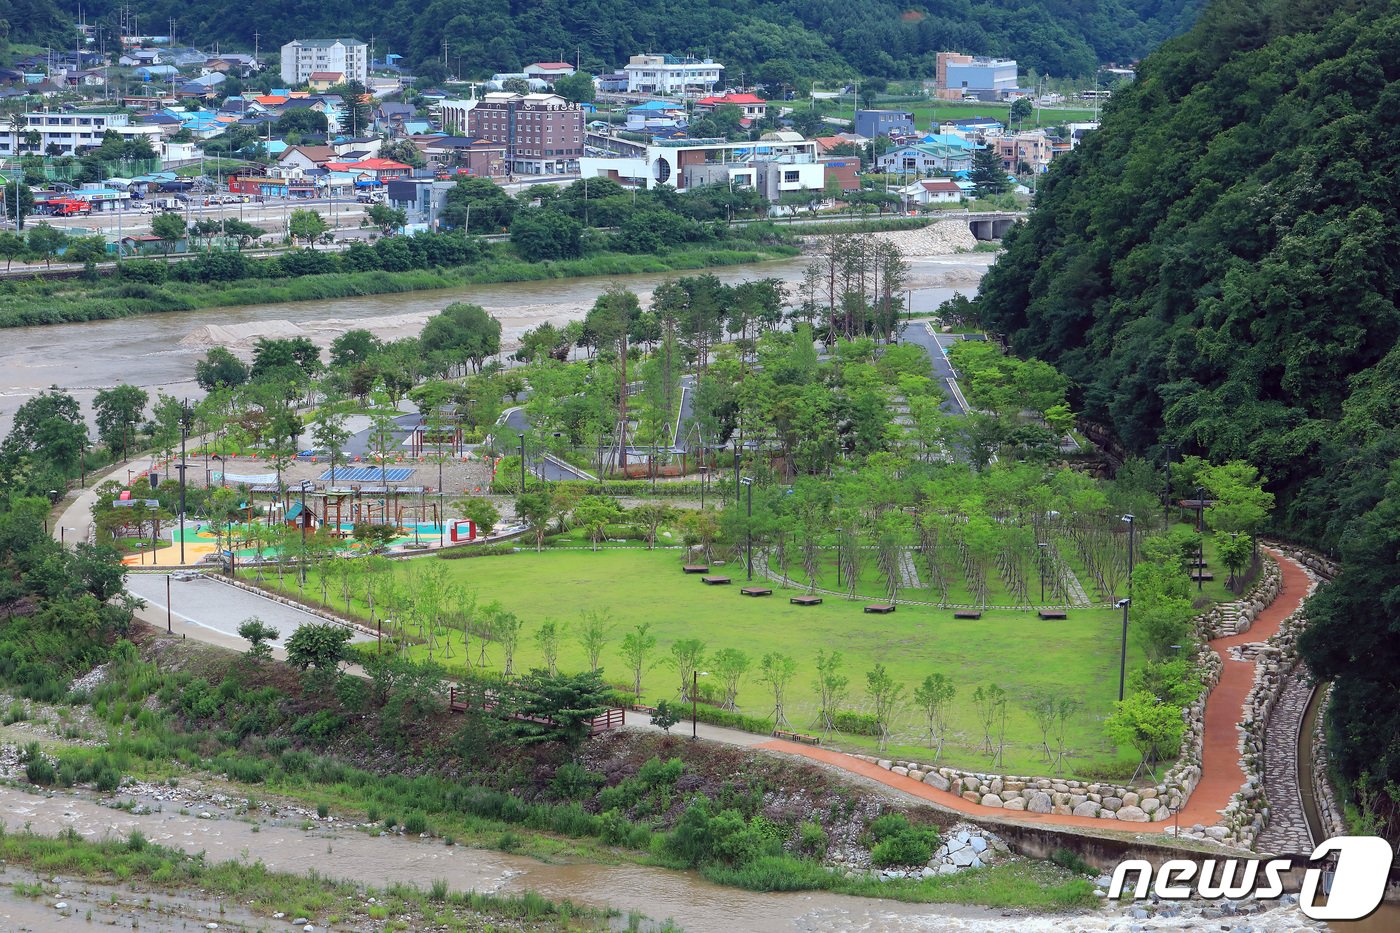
[970,144,1007,197]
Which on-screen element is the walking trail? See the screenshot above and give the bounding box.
[747,548,1310,837]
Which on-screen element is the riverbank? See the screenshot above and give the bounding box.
[0,243,799,329]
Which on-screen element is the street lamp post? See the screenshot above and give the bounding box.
[1122,514,1135,597]
[177,399,190,565]
[1037,541,1048,604]
[835,526,843,589]
[518,433,526,493]
[741,477,754,581]
[691,670,709,740]
[1117,597,1131,702]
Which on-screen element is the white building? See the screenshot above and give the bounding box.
[0,111,163,157]
[623,54,722,97]
[280,38,368,87]
[580,132,823,203]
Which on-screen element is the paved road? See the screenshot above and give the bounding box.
[497,407,593,481]
[897,321,974,415]
[125,573,372,652]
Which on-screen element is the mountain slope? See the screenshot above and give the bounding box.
[970,0,1400,832]
[66,0,1204,80]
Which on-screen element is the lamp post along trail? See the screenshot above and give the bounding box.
[1117,597,1130,702]
[741,477,754,581]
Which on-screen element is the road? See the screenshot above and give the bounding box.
[124,572,373,654]
[39,195,373,238]
[497,407,595,481]
[897,321,975,415]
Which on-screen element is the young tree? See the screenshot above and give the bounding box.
[310,407,351,487]
[630,503,675,548]
[814,648,848,735]
[195,346,249,390]
[26,222,68,267]
[575,609,612,673]
[533,619,561,676]
[238,616,280,661]
[1216,531,1253,591]
[912,672,956,760]
[2,180,34,229]
[709,647,750,711]
[972,684,1006,755]
[420,303,502,373]
[865,663,905,752]
[573,494,621,550]
[93,384,149,459]
[970,144,1008,197]
[289,208,329,245]
[619,621,656,699]
[1106,690,1186,779]
[669,638,707,702]
[651,699,681,733]
[512,669,611,750]
[1049,696,1081,774]
[514,491,552,551]
[151,212,186,255]
[367,203,408,235]
[759,652,797,729]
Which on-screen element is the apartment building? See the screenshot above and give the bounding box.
[580,132,824,203]
[438,93,584,175]
[280,38,368,87]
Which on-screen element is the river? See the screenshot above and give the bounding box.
[0,251,995,434]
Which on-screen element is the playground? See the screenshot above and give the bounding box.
[257,547,1144,778]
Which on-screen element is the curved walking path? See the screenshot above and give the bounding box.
[752,548,1311,837]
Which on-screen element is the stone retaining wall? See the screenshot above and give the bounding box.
[846,556,1283,827]
[1311,684,1348,840]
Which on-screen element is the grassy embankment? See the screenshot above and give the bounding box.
[267,547,1148,779]
[0,243,799,328]
[0,825,618,932]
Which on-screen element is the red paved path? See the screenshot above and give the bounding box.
[756,548,1311,835]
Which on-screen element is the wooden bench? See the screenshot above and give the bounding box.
[790,595,823,606]
[772,729,822,745]
[1038,609,1068,620]
[701,575,731,585]
[682,564,709,574]
[741,586,772,597]
[953,610,982,619]
[1192,572,1215,581]
[864,603,896,614]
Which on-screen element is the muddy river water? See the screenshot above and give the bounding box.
[0,252,995,434]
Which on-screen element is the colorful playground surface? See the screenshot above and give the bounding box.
[122,521,460,567]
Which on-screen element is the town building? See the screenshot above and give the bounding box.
[421,136,508,176]
[876,140,976,175]
[579,132,824,203]
[623,54,722,97]
[0,110,163,157]
[280,38,367,87]
[935,52,1018,101]
[385,176,457,230]
[819,156,861,193]
[523,62,575,85]
[895,178,964,206]
[994,130,1058,174]
[439,92,584,175]
[694,92,767,121]
[598,72,629,94]
[854,109,915,140]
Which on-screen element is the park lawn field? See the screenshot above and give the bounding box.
[280,548,1146,779]
[817,98,1098,131]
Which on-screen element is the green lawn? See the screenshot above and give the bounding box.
[816,98,1098,131]
[278,548,1146,779]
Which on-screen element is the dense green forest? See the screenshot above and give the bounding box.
[66,0,1202,81]
[1,0,81,49]
[970,0,1400,833]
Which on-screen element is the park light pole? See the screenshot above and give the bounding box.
[177,399,190,565]
[1037,541,1048,604]
[835,526,844,589]
[518,433,526,493]
[1116,597,1131,702]
[741,476,754,581]
[691,669,709,740]
[1122,514,1135,597]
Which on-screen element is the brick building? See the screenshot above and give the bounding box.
[439,92,584,175]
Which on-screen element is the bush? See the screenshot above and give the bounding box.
[402,811,428,835]
[702,854,834,892]
[550,761,603,800]
[21,743,55,786]
[636,756,685,790]
[798,821,828,858]
[868,813,911,841]
[1051,847,1093,875]
[832,710,881,736]
[870,831,935,867]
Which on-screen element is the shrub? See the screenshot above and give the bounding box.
[871,831,935,867]
[549,762,603,800]
[832,710,881,736]
[798,821,828,858]
[868,813,911,841]
[402,811,428,835]
[22,743,55,786]
[1051,847,1093,875]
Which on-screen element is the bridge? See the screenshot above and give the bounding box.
[960,210,1026,240]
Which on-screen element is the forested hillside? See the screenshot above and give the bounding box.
[1,0,81,49]
[68,0,1202,80]
[970,0,1400,833]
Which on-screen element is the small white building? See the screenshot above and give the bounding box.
[581,132,822,203]
[623,54,722,97]
[523,62,575,85]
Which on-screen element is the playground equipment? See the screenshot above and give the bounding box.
[449,519,477,543]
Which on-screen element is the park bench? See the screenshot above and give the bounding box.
[790,595,823,606]
[701,575,731,585]
[1192,572,1215,581]
[864,603,896,614]
[953,610,982,619]
[682,564,709,574]
[741,586,772,597]
[1038,609,1068,620]
[772,729,821,745]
